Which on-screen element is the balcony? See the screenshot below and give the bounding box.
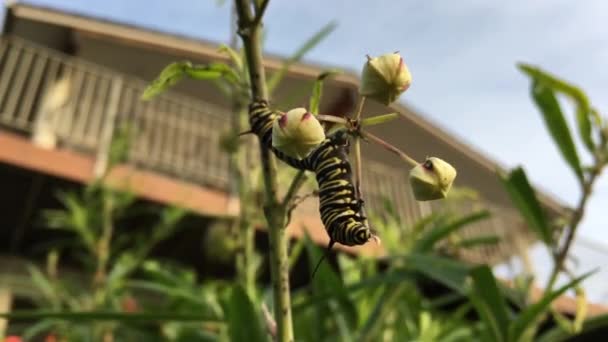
[0,36,532,265]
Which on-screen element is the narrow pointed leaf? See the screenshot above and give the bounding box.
[309,70,341,114]
[523,73,583,181]
[218,44,243,71]
[361,113,399,127]
[142,61,238,100]
[413,211,490,253]
[267,21,337,94]
[500,167,552,246]
[519,64,595,152]
[405,253,471,293]
[469,265,510,342]
[508,270,595,342]
[224,285,267,342]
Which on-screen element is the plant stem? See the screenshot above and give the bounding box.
[545,164,603,291]
[362,131,419,167]
[235,1,294,341]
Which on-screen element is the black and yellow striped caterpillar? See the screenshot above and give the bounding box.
[249,100,375,249]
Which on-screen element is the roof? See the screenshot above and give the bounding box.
[3,2,567,214]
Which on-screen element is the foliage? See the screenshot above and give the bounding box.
[3,1,608,342]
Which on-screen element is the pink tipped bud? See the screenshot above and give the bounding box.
[360,52,412,105]
[272,108,325,159]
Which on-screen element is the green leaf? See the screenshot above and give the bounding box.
[508,270,595,342]
[458,235,500,248]
[413,211,490,253]
[267,21,337,95]
[500,167,552,246]
[519,64,595,152]
[218,44,243,71]
[224,285,267,342]
[309,70,342,113]
[468,265,510,342]
[0,310,220,322]
[522,71,584,181]
[405,253,471,293]
[142,61,238,100]
[361,113,399,127]
[537,312,608,342]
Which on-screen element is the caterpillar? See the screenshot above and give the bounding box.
[249,100,376,248]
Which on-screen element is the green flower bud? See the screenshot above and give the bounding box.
[409,157,457,201]
[360,52,412,105]
[272,108,326,159]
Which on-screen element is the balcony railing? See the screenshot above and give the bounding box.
[0,36,532,265]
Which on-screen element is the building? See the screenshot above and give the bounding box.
[0,3,567,269]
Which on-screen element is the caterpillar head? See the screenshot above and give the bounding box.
[409,157,457,201]
[359,52,412,105]
[272,108,325,159]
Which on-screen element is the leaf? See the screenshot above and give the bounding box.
[508,270,595,342]
[468,265,510,342]
[537,312,608,342]
[458,235,500,249]
[405,253,471,293]
[218,44,243,71]
[413,211,490,253]
[0,310,219,322]
[361,113,399,127]
[142,61,238,100]
[224,285,267,342]
[303,235,358,332]
[519,64,595,152]
[522,71,584,181]
[309,70,342,113]
[500,167,552,246]
[267,21,337,95]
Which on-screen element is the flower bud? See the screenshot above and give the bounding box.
[409,157,457,201]
[360,52,412,105]
[272,108,325,159]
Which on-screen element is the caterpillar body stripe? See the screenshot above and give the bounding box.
[249,100,373,247]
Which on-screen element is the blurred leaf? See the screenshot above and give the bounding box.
[304,235,358,333]
[537,312,608,342]
[574,287,587,333]
[267,21,337,94]
[414,211,490,253]
[508,270,595,342]
[519,64,595,152]
[142,61,238,100]
[0,310,219,322]
[500,167,552,246]
[309,70,341,113]
[458,235,500,249]
[218,44,243,71]
[468,265,510,342]
[405,253,471,293]
[224,285,267,342]
[357,285,406,342]
[522,72,584,181]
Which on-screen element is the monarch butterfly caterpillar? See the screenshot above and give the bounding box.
[249,100,377,250]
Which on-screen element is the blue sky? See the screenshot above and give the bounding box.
[9,0,608,300]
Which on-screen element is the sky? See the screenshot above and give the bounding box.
[7,0,608,300]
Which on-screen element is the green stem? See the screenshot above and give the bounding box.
[545,164,603,291]
[362,131,419,167]
[354,95,366,121]
[235,1,294,341]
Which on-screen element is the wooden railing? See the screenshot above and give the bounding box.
[0,37,531,264]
